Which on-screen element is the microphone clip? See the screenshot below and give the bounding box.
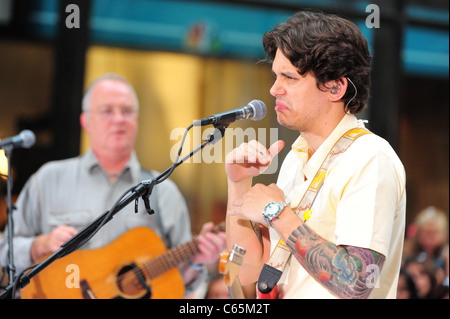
[134,180,156,215]
[207,125,228,145]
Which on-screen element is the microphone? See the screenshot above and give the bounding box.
[194,100,266,127]
[0,129,36,149]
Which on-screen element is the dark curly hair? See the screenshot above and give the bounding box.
[262,11,371,114]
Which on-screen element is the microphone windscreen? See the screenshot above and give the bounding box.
[20,130,36,148]
[248,100,266,121]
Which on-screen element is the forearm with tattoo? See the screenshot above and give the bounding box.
[286,223,385,299]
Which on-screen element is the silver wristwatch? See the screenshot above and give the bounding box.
[262,202,287,225]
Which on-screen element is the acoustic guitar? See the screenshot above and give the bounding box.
[218,244,246,299]
[21,222,225,299]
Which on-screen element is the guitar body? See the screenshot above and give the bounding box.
[21,227,184,299]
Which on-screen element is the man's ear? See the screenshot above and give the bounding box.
[80,112,89,132]
[328,77,348,102]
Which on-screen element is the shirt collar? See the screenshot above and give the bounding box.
[81,149,141,184]
[291,114,366,180]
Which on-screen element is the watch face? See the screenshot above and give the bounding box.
[265,202,280,218]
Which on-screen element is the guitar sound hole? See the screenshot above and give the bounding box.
[116,263,152,299]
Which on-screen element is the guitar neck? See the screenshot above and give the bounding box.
[219,244,246,299]
[228,278,245,299]
[143,222,225,278]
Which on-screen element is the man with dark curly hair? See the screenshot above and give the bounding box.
[225,11,406,299]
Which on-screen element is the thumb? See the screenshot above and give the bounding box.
[268,140,285,158]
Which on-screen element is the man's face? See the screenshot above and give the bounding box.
[270,49,330,133]
[81,79,138,158]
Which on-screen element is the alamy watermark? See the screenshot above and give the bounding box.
[65,264,80,288]
[365,4,381,29]
[64,4,381,30]
[365,264,381,288]
[65,4,80,29]
[169,126,280,174]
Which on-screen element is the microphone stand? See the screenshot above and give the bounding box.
[2,145,16,286]
[0,125,227,299]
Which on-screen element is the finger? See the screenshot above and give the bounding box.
[203,232,226,250]
[248,140,283,165]
[207,232,227,253]
[225,147,241,163]
[268,140,285,158]
[197,235,215,252]
[227,141,271,166]
[200,221,214,235]
[211,234,227,255]
[239,142,261,164]
[56,225,78,236]
[197,235,222,261]
[247,140,271,163]
[226,144,252,164]
[58,232,74,244]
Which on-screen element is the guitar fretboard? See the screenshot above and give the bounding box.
[143,222,225,278]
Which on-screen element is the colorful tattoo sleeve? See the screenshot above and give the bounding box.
[286,224,386,299]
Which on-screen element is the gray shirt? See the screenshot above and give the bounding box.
[0,149,204,295]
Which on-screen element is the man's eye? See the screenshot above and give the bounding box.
[122,108,133,116]
[100,109,113,115]
[286,75,297,80]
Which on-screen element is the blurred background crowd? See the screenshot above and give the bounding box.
[398,206,448,299]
